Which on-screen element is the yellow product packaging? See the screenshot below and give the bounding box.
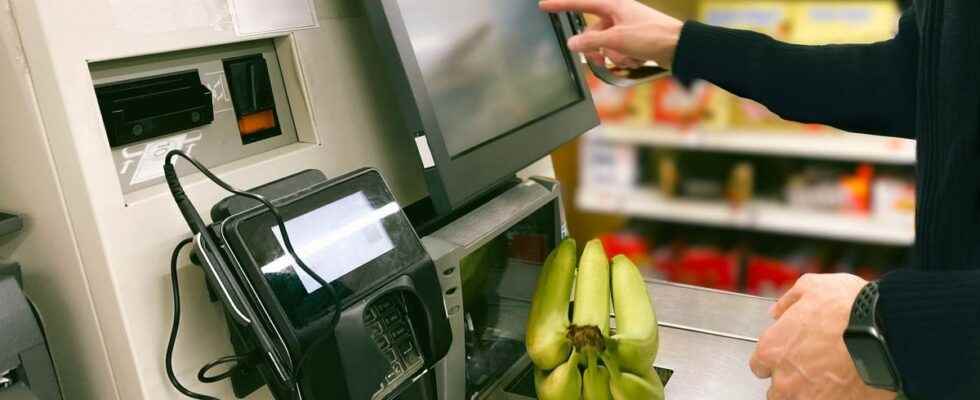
[698,1,794,39]
[729,97,801,130]
[643,78,729,129]
[627,82,654,126]
[698,1,801,130]
[791,2,901,45]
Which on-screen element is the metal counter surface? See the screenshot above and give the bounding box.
[487,280,777,399]
[648,280,775,342]
[650,281,776,399]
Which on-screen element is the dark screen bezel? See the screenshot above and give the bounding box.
[220,169,427,347]
[364,2,600,213]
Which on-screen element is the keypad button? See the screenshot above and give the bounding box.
[371,331,386,346]
[398,339,413,352]
[389,323,407,337]
[402,350,421,367]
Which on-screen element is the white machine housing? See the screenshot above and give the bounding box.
[0,1,515,398]
[0,1,775,399]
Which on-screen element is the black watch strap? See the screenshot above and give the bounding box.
[850,281,880,327]
[845,281,903,392]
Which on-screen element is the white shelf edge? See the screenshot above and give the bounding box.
[594,125,917,165]
[577,187,915,246]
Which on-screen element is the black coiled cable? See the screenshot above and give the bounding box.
[164,150,343,398]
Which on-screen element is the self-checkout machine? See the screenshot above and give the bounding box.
[0,0,775,399]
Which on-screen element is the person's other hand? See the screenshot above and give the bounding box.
[538,0,683,68]
[749,273,897,400]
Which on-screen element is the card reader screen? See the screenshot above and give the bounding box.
[268,192,397,293]
[223,170,427,331]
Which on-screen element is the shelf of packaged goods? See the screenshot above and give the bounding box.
[594,125,917,165]
[577,187,915,246]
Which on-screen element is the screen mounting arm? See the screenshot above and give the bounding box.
[568,12,670,87]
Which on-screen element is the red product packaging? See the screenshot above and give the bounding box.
[746,256,803,297]
[588,74,635,122]
[663,247,739,292]
[651,79,715,128]
[599,232,654,277]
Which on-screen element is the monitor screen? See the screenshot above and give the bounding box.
[396,0,584,157]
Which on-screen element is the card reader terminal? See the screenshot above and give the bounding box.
[199,168,450,399]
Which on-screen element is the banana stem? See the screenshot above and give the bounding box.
[568,324,606,352]
[600,353,622,378]
[586,348,599,371]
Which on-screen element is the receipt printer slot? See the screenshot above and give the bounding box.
[96,70,214,147]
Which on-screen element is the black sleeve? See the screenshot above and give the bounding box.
[878,269,980,399]
[672,10,919,139]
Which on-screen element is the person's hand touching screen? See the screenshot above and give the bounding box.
[538,0,683,68]
[751,274,898,400]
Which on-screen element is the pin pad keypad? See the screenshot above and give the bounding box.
[365,293,424,397]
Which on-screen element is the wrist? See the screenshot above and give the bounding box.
[662,19,683,67]
[669,21,704,75]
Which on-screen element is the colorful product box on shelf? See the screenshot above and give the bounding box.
[697,1,899,131]
[588,74,653,125]
[746,255,807,297]
[785,164,874,213]
[699,1,797,130]
[699,1,794,38]
[599,232,658,278]
[650,79,730,130]
[654,245,740,292]
[589,74,634,121]
[790,2,901,45]
[872,176,916,223]
[580,130,639,192]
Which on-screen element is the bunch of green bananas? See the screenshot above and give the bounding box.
[527,239,665,400]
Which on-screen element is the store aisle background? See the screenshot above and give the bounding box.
[553,0,913,298]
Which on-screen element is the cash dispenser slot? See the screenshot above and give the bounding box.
[95,70,214,147]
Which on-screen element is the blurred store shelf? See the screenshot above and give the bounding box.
[595,125,917,165]
[578,187,915,246]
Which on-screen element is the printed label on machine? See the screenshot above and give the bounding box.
[229,0,318,36]
[130,133,193,185]
[268,191,399,293]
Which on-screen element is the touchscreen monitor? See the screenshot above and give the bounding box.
[396,0,584,157]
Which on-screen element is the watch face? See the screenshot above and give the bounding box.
[844,334,898,389]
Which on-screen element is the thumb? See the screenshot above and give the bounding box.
[567,30,618,54]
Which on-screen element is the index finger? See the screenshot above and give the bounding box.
[539,0,615,17]
[769,279,808,319]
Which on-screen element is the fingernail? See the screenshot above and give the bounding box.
[768,304,776,316]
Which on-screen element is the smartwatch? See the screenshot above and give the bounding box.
[843,281,903,392]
